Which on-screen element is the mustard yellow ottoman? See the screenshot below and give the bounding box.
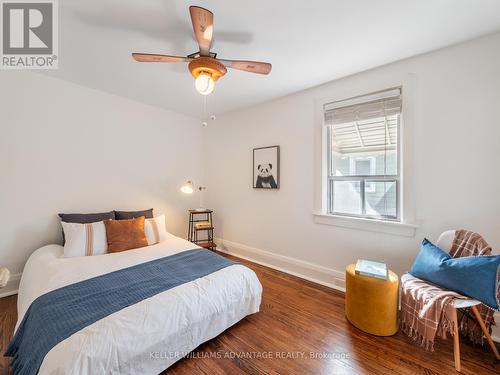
[345,264,399,336]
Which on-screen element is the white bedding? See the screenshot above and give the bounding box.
[16,235,262,374]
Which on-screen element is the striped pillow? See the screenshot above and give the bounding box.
[144,215,168,246]
[61,221,108,257]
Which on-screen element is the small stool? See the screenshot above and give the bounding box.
[345,264,399,336]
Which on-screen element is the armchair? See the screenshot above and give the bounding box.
[401,230,500,372]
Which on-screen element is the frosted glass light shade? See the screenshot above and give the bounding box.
[194,73,215,95]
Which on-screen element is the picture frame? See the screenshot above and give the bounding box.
[253,145,280,189]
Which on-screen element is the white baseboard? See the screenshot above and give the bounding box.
[0,273,21,298]
[216,238,346,292]
[216,238,500,343]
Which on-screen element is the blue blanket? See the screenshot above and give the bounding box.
[5,249,235,375]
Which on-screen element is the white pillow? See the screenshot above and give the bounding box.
[144,214,169,245]
[61,221,108,257]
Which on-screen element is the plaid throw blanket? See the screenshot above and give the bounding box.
[450,230,497,345]
[400,276,466,350]
[401,230,497,350]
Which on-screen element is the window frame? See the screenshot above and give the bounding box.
[313,76,417,237]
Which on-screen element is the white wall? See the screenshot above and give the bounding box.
[205,32,500,288]
[0,72,204,293]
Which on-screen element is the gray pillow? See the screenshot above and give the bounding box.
[115,209,153,220]
[58,211,116,223]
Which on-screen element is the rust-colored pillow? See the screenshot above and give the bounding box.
[104,216,148,253]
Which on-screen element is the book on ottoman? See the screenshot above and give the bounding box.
[355,259,388,280]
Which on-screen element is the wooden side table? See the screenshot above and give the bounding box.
[188,209,216,250]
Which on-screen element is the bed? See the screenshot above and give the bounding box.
[12,234,262,374]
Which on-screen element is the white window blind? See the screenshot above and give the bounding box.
[324,88,402,221]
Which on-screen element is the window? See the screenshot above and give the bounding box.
[324,88,401,221]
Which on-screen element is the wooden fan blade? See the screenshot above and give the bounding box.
[132,53,191,63]
[189,6,213,56]
[219,59,272,75]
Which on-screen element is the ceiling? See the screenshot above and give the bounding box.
[42,0,500,118]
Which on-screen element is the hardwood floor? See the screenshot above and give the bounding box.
[0,295,16,375]
[1,254,499,374]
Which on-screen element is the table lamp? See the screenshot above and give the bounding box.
[180,181,207,211]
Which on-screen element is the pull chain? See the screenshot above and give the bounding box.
[202,96,208,127]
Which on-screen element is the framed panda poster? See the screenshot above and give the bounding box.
[253,145,280,189]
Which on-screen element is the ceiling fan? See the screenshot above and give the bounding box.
[132,6,272,96]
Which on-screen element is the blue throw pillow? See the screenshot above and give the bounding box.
[410,239,500,310]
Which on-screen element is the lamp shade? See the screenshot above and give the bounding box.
[194,73,215,95]
[180,181,194,194]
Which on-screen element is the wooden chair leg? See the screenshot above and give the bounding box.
[470,305,500,360]
[451,307,461,372]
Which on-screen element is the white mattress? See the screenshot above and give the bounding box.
[16,235,262,374]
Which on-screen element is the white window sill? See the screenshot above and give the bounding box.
[313,212,417,237]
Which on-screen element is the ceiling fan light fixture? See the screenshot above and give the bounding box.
[195,72,215,95]
[188,57,226,96]
[132,6,272,96]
